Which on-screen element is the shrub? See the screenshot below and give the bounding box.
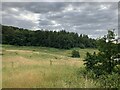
[72,50,80,58]
[98,73,120,88]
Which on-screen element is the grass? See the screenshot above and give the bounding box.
[2,44,98,88]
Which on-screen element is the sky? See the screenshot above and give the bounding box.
[1,2,119,38]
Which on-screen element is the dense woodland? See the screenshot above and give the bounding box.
[2,25,96,49]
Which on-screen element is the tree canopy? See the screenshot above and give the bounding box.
[2,25,96,49]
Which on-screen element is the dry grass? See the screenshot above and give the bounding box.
[2,45,98,88]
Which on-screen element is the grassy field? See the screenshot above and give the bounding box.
[2,45,98,88]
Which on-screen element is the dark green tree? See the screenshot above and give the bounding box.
[84,30,120,75]
[2,25,97,49]
[72,50,80,58]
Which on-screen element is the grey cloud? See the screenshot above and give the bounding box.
[2,16,37,29]
[2,0,120,2]
[2,2,118,38]
[2,2,68,13]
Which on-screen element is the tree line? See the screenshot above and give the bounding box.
[2,25,96,49]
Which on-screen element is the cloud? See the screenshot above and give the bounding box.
[2,0,119,2]
[2,2,118,38]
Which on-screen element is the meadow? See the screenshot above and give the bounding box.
[2,45,100,88]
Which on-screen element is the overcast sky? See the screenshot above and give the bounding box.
[1,2,118,38]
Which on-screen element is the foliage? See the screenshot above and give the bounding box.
[78,68,120,88]
[97,73,120,88]
[71,50,80,58]
[2,25,96,49]
[84,30,120,76]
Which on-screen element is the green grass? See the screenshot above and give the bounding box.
[2,44,99,88]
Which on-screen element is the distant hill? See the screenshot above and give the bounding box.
[2,25,97,49]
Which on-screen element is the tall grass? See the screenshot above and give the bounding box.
[2,45,101,88]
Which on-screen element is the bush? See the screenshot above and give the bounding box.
[78,68,120,88]
[72,50,80,58]
[98,73,120,88]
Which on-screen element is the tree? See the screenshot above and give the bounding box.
[84,52,97,70]
[2,25,97,49]
[84,30,120,75]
